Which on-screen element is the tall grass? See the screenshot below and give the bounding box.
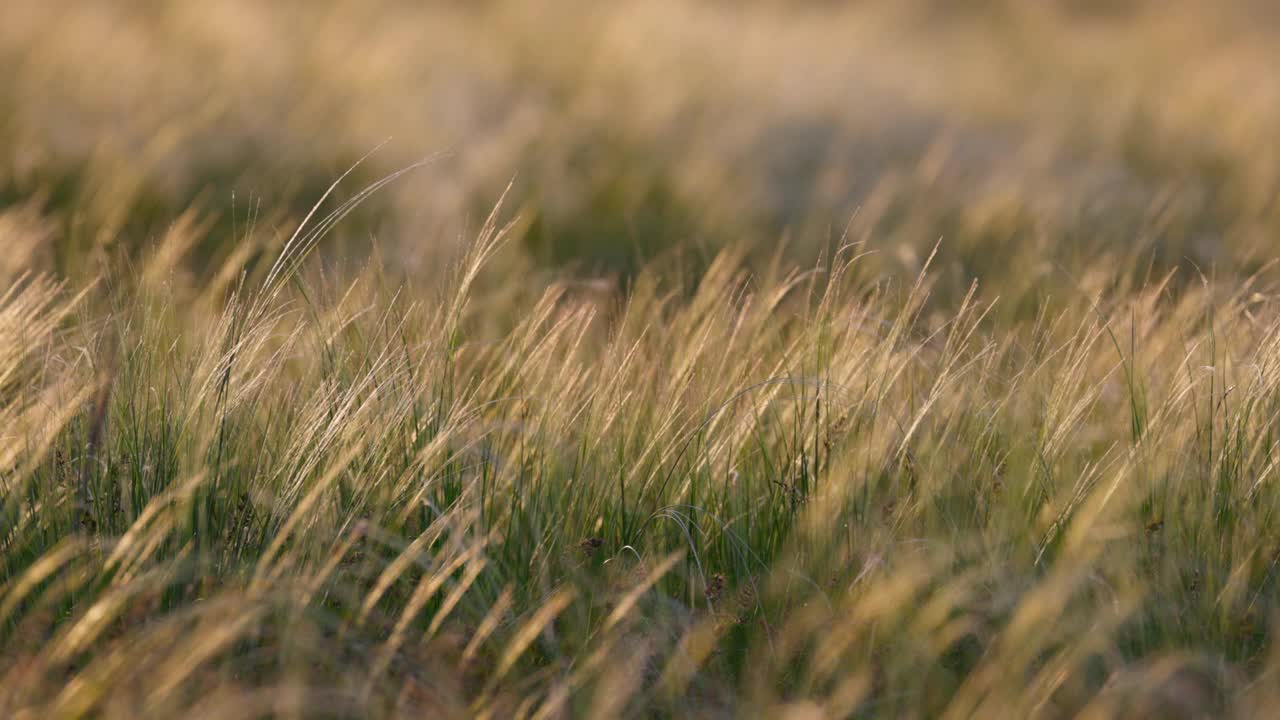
[5,0,1280,717]
[4,175,1280,716]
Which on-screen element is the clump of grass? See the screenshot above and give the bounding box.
[4,165,1280,717]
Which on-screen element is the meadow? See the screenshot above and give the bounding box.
[3,1,1280,717]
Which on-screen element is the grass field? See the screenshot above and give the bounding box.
[4,1,1280,717]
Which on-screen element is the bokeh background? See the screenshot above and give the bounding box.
[4,0,1278,302]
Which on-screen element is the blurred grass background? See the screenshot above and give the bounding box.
[4,0,1278,294]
